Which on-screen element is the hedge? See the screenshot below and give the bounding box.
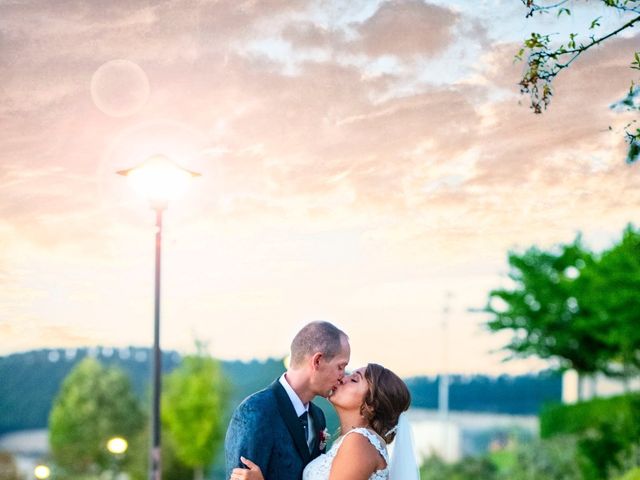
[540,393,640,479]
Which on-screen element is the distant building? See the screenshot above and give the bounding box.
[404,408,538,462]
[0,429,48,478]
[562,370,640,403]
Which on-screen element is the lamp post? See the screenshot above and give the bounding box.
[107,436,128,480]
[439,291,452,461]
[118,154,200,480]
[34,465,50,480]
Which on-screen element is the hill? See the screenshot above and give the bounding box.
[0,347,561,435]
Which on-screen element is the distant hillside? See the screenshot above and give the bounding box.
[0,347,561,435]
[405,372,562,414]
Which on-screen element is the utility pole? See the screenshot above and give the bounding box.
[438,291,452,460]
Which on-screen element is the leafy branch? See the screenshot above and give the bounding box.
[517,1,640,162]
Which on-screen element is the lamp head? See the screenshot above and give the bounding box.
[107,436,128,455]
[34,465,50,479]
[117,154,200,210]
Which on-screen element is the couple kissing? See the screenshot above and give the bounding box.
[224,321,420,480]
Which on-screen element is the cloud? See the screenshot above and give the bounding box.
[352,0,459,58]
[281,21,344,49]
[2,0,640,374]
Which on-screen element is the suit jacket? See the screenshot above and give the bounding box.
[224,380,327,480]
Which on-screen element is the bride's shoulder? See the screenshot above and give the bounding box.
[333,429,385,472]
[339,428,387,457]
[345,428,386,447]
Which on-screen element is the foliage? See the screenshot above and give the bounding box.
[421,436,583,480]
[484,236,609,374]
[0,350,74,434]
[406,371,561,414]
[580,225,640,375]
[485,225,640,380]
[540,394,640,479]
[516,0,640,162]
[617,467,640,480]
[0,347,181,435]
[0,452,24,480]
[497,435,582,480]
[48,358,145,476]
[420,412,636,480]
[615,445,640,479]
[161,345,231,480]
[420,454,498,480]
[0,349,564,436]
[126,427,192,480]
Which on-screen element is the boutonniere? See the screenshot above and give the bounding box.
[318,428,330,450]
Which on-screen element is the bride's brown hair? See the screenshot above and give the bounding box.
[360,363,411,443]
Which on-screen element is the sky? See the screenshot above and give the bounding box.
[1,0,639,377]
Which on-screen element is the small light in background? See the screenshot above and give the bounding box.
[107,437,128,455]
[34,465,50,480]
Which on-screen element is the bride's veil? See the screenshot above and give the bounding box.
[388,413,421,480]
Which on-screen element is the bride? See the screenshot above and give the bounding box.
[230,363,417,480]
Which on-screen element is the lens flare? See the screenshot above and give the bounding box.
[107,437,128,454]
[118,155,200,209]
[34,465,50,479]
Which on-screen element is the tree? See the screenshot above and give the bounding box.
[484,237,614,397]
[516,0,640,163]
[49,358,145,476]
[581,225,640,380]
[161,345,231,480]
[485,226,640,397]
[125,427,193,480]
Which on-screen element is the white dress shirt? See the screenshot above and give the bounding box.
[279,373,315,448]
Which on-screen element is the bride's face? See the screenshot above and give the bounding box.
[328,366,368,410]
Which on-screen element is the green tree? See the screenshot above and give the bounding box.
[581,225,640,381]
[485,226,640,396]
[516,1,640,162]
[484,237,613,397]
[126,427,192,480]
[49,358,145,477]
[161,345,231,480]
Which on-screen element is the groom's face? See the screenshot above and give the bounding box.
[314,336,350,397]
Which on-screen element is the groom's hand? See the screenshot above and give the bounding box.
[230,456,264,480]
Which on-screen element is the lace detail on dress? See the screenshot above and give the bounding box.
[302,428,389,480]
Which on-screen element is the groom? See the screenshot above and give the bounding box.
[225,321,350,480]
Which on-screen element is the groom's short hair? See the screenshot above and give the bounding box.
[290,321,347,368]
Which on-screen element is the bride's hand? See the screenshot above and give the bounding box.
[230,456,264,480]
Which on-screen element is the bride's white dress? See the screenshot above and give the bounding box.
[302,427,389,480]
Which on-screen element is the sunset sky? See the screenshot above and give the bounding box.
[2,0,639,376]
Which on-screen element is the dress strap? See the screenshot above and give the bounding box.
[343,428,390,463]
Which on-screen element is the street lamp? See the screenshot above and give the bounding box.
[107,437,128,480]
[34,465,50,480]
[118,154,200,480]
[107,437,128,456]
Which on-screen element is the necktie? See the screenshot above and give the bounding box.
[299,411,309,446]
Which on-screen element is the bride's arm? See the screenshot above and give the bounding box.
[329,433,385,480]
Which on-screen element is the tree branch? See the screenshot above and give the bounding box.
[531,14,640,64]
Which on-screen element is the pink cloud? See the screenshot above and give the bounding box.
[353,0,460,58]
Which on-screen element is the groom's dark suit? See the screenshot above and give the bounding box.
[224,379,327,480]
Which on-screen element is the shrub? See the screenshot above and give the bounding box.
[617,467,640,480]
[540,394,640,479]
[497,436,582,480]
